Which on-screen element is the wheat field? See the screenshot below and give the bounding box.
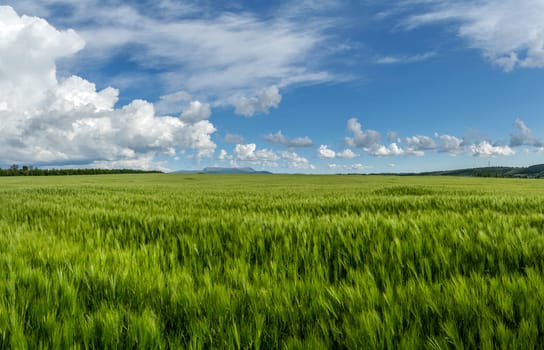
[1,174,544,348]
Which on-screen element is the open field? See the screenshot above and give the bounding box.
[1,174,544,348]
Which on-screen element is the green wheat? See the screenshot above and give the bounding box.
[1,174,544,348]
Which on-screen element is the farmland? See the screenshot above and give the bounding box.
[1,174,544,348]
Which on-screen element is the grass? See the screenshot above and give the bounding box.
[1,174,544,348]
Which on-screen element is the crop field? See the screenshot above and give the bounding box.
[1,174,544,348]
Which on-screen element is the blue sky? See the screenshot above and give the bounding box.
[1,0,544,173]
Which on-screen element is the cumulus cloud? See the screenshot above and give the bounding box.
[397,133,463,156]
[233,144,259,161]
[51,75,118,113]
[218,149,230,160]
[154,91,192,115]
[470,141,515,157]
[280,151,315,170]
[0,6,216,168]
[233,144,280,162]
[265,130,314,148]
[404,0,544,71]
[343,117,537,159]
[90,154,169,172]
[317,145,336,158]
[436,134,464,154]
[234,86,282,117]
[345,118,407,157]
[369,143,405,157]
[0,6,84,113]
[337,149,358,159]
[345,118,382,149]
[180,100,212,123]
[318,145,358,159]
[510,118,543,147]
[404,135,437,151]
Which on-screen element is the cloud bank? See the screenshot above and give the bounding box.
[230,143,314,170]
[0,6,215,169]
[343,117,528,159]
[318,145,358,159]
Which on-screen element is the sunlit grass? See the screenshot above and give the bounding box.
[1,174,544,348]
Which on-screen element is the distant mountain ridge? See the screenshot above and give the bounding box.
[172,164,544,177]
[413,164,544,178]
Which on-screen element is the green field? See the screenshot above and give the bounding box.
[1,174,544,348]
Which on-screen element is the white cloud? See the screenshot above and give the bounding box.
[180,100,211,123]
[387,131,399,143]
[318,145,358,159]
[510,118,543,147]
[233,143,280,162]
[343,117,535,159]
[280,151,315,170]
[155,91,192,115]
[345,118,408,157]
[343,117,528,159]
[436,133,464,154]
[470,141,515,157]
[337,149,358,159]
[0,6,216,167]
[218,149,230,160]
[328,163,366,171]
[405,0,544,71]
[155,93,212,124]
[51,75,119,113]
[234,86,282,117]
[5,1,338,114]
[265,130,314,147]
[0,6,85,113]
[369,143,405,157]
[90,154,169,172]
[318,145,336,158]
[233,144,257,161]
[255,149,280,162]
[345,118,382,149]
[375,51,436,64]
[351,163,366,170]
[404,135,437,151]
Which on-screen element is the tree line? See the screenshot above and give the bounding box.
[0,165,162,176]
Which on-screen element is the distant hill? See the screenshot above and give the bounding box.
[174,164,544,177]
[172,167,272,174]
[414,164,544,178]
